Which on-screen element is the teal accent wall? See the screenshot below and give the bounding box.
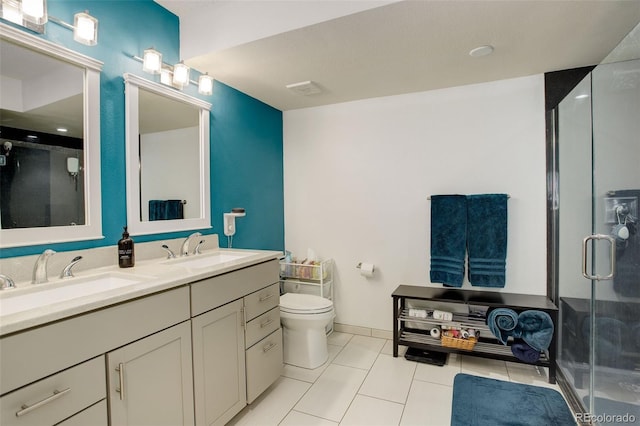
[1,0,284,257]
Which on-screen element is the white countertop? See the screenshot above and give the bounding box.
[0,248,281,337]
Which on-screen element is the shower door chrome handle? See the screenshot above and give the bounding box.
[582,234,616,281]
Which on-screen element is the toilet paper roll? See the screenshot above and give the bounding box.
[430,327,441,339]
[359,262,375,277]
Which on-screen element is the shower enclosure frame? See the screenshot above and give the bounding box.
[547,23,640,422]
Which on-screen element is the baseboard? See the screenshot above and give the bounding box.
[334,323,393,340]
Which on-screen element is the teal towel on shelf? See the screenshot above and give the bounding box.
[487,308,519,345]
[466,194,508,288]
[518,310,554,352]
[429,195,467,287]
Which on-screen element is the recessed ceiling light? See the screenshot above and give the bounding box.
[575,94,589,100]
[469,45,494,58]
[27,135,38,139]
[57,127,68,133]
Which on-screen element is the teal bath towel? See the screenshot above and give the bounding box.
[430,195,467,287]
[517,310,554,352]
[487,308,519,345]
[466,194,508,287]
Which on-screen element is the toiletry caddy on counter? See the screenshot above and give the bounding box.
[391,285,558,384]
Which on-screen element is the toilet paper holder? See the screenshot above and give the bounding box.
[356,262,375,275]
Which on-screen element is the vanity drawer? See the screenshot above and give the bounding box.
[0,356,106,426]
[246,328,283,404]
[244,282,280,322]
[245,306,280,349]
[58,400,107,426]
[191,260,279,316]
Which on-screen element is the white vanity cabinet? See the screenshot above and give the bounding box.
[243,283,283,404]
[190,259,282,426]
[0,286,190,426]
[107,321,195,426]
[0,356,106,426]
[192,299,246,426]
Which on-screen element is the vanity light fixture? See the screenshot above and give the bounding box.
[133,50,213,95]
[142,47,162,74]
[0,0,47,33]
[173,61,190,88]
[198,73,213,96]
[72,11,97,45]
[48,10,98,46]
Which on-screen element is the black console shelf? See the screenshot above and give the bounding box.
[392,285,558,384]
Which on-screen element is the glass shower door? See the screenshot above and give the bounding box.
[557,23,640,423]
[556,72,596,412]
[588,55,640,423]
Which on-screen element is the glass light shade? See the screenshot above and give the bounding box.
[1,1,23,25]
[160,66,173,86]
[21,0,46,24]
[198,74,213,95]
[173,62,190,87]
[73,11,98,46]
[142,48,162,74]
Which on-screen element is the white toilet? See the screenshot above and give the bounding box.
[280,293,335,369]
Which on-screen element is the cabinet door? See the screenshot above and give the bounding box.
[107,321,195,426]
[192,299,246,426]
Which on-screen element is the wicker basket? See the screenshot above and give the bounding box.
[441,335,477,351]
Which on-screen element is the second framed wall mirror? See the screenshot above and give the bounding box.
[123,73,211,235]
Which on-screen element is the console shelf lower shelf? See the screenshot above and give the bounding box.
[392,285,558,384]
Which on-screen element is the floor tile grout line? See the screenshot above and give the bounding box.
[278,336,353,425]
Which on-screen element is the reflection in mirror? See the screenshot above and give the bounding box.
[124,73,211,236]
[138,88,200,221]
[0,22,103,248]
[0,39,85,229]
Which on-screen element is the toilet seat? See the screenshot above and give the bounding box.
[280,293,333,315]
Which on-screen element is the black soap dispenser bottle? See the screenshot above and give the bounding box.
[118,226,135,268]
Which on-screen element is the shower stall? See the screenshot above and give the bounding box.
[552,22,640,423]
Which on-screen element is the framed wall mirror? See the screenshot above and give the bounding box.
[0,22,103,248]
[123,73,211,235]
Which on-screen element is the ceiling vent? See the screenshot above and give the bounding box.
[286,80,322,96]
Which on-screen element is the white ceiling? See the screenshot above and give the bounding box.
[157,0,640,111]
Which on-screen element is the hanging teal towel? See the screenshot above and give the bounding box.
[466,194,508,288]
[429,195,467,287]
[149,200,184,220]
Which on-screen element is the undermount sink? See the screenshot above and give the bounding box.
[0,272,152,317]
[161,251,252,269]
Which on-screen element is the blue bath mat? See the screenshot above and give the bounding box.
[451,374,574,426]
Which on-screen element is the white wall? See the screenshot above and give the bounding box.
[283,75,547,331]
[140,126,200,220]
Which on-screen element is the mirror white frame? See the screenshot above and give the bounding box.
[123,73,211,235]
[0,22,103,248]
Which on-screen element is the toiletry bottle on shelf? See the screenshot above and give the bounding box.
[118,226,135,268]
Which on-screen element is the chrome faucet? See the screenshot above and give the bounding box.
[60,256,83,279]
[32,249,56,284]
[193,240,205,255]
[0,274,15,290]
[180,232,202,256]
[161,244,176,259]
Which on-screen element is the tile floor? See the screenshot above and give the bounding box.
[229,332,562,426]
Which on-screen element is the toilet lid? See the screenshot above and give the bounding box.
[280,293,333,314]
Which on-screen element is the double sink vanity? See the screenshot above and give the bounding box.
[0,241,283,426]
